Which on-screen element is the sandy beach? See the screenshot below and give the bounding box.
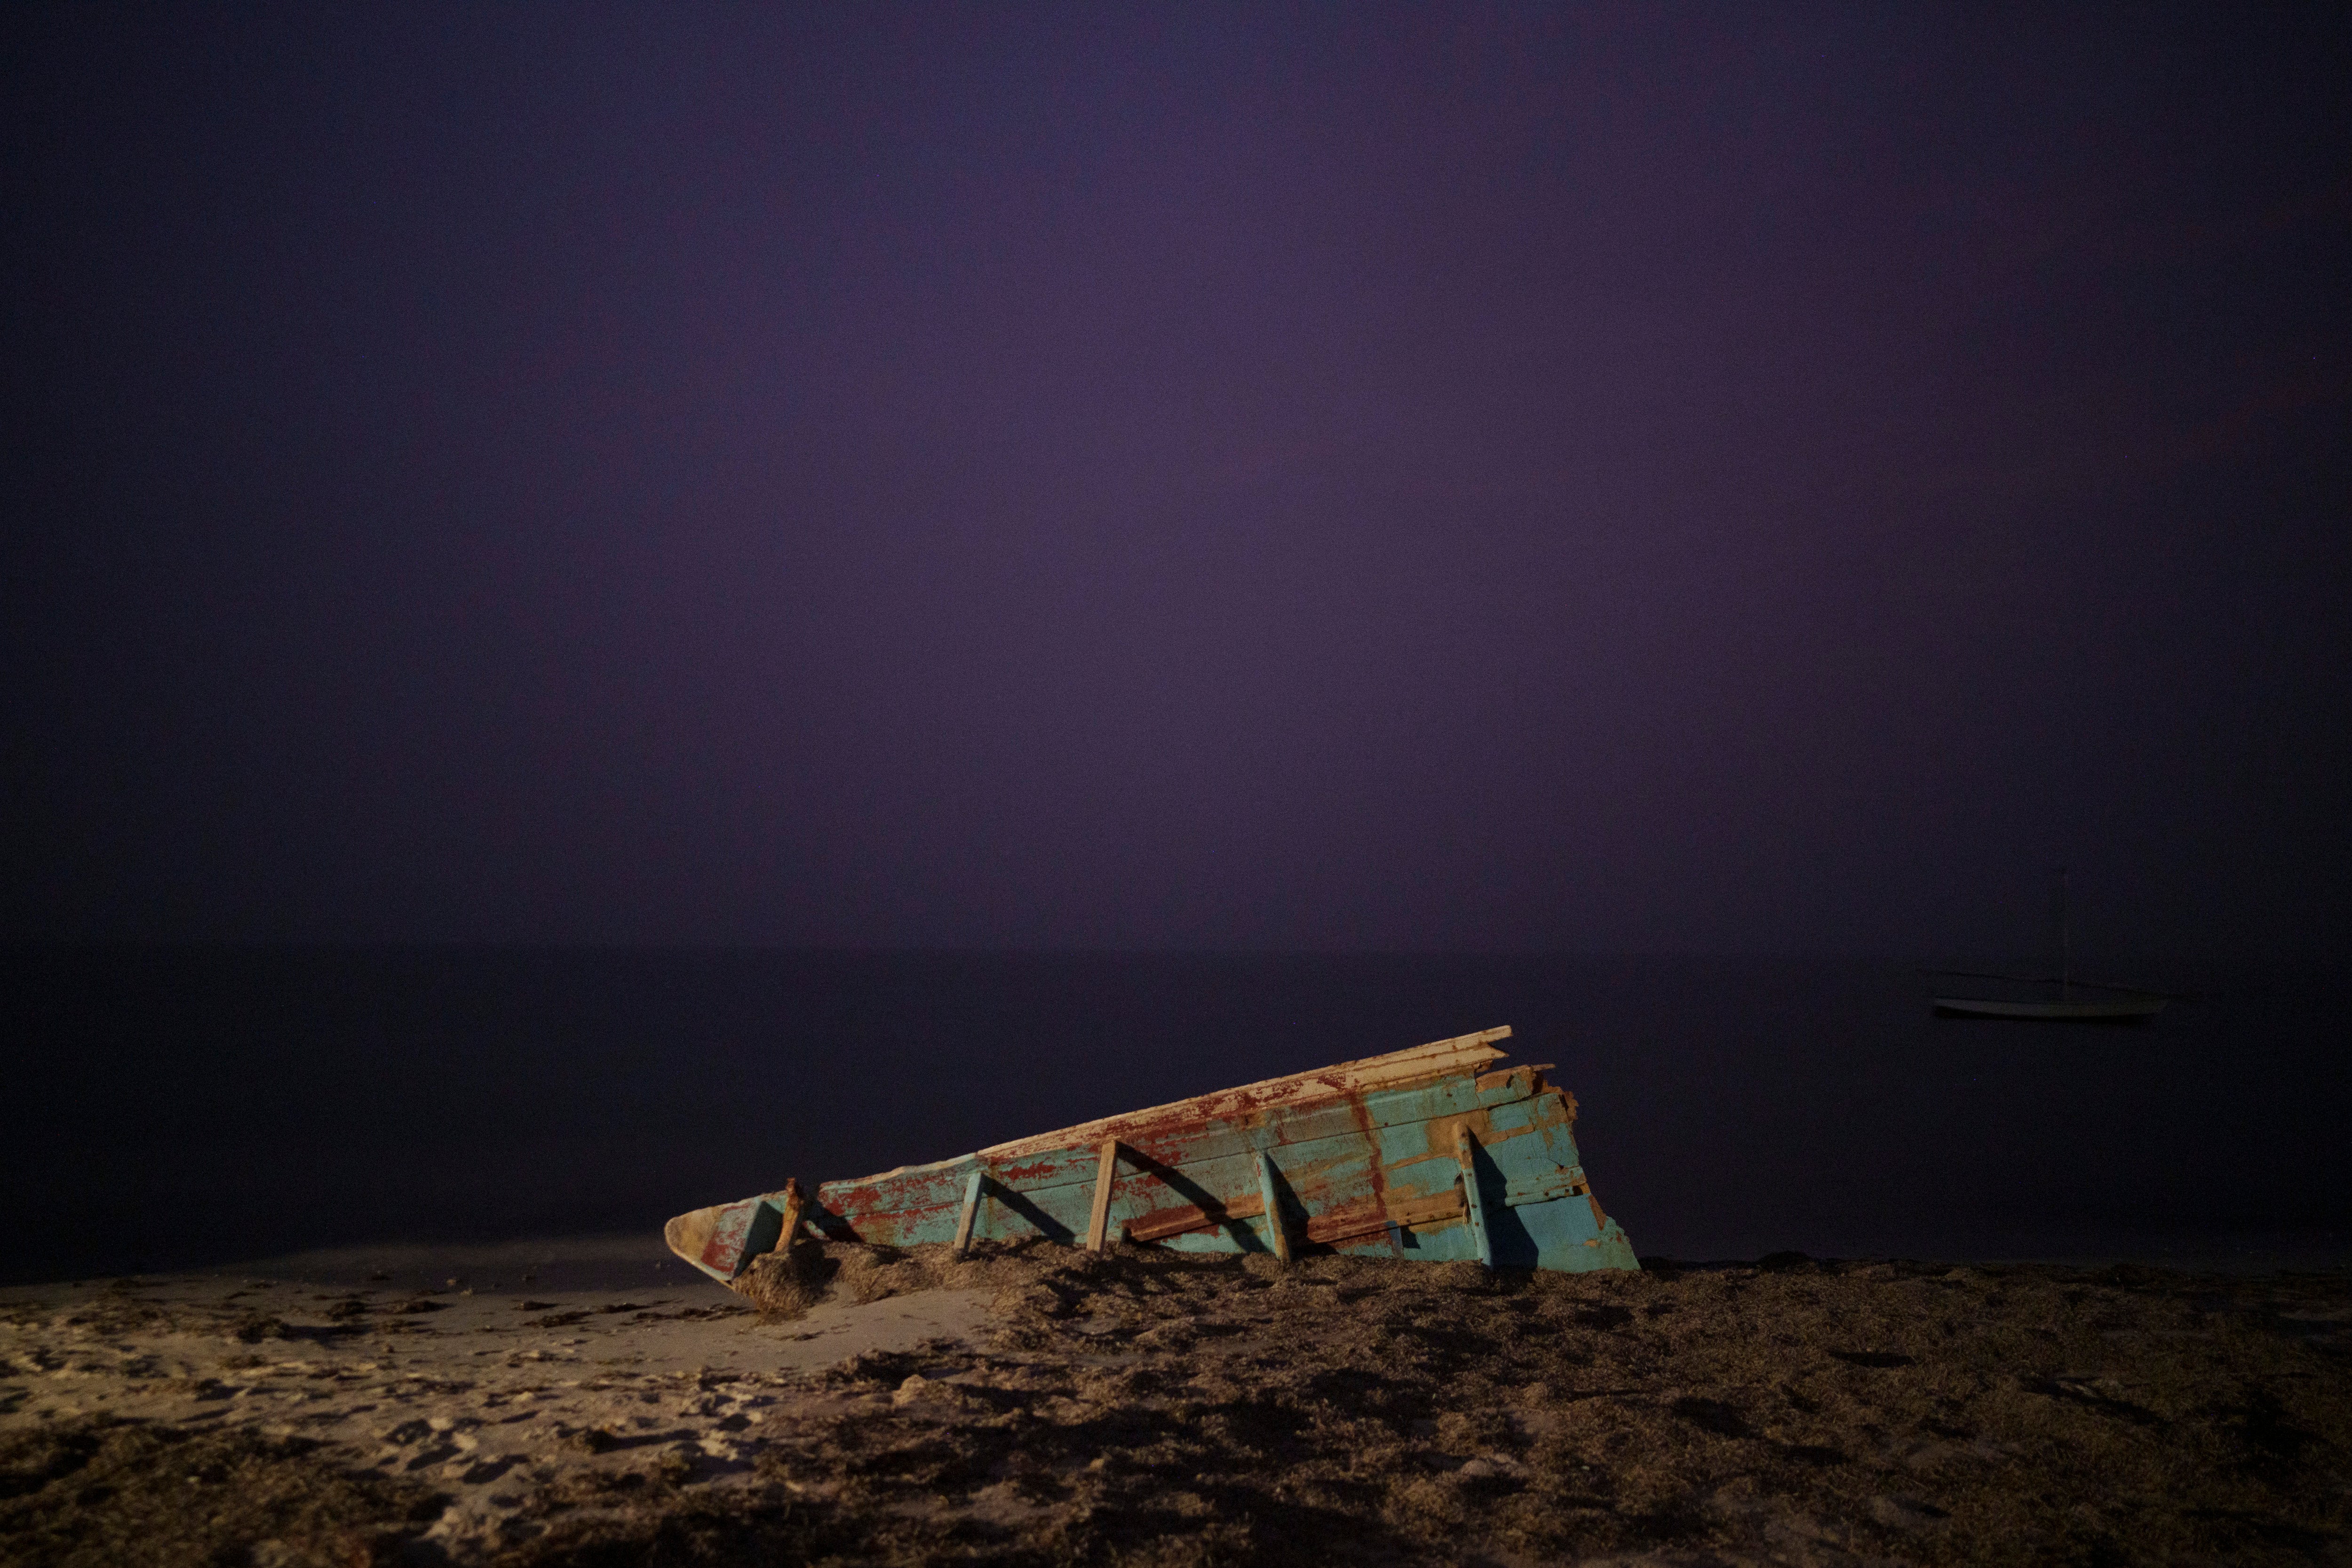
[4,1236,2347,1566]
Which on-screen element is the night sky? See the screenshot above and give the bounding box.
[6,5,2347,958]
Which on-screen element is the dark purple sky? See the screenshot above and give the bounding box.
[5,5,2347,956]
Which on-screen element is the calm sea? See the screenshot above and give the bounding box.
[5,946,2344,1284]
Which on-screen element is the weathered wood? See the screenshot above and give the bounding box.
[843,1061,1553,1222]
[980,1068,1549,1201]
[775,1179,806,1252]
[951,1169,985,1254]
[982,1027,1513,1163]
[1086,1138,1120,1251]
[955,1175,1449,1250]
[1455,1124,1494,1267]
[1120,1194,1392,1241]
[666,1026,1643,1285]
[1302,1203,1391,1245]
[813,1074,1559,1249]
[1256,1150,1292,1263]
[1387,1188,1468,1229]
[1503,1164,1584,1208]
[1124,1194,1263,1243]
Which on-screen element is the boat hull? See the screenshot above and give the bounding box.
[665,1027,1639,1290]
[1932,995,2167,1022]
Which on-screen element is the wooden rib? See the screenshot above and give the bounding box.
[1303,1205,1391,1245]
[1256,1151,1292,1264]
[980,1027,1513,1162]
[775,1179,806,1254]
[951,1170,985,1254]
[1085,1139,1120,1252]
[1455,1124,1494,1268]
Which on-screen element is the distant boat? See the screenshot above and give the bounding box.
[1930,989,2167,1023]
[1927,868,2176,1024]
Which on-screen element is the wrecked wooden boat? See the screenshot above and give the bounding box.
[665,1026,1639,1293]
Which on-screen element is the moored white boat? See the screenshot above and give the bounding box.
[1928,868,2178,1024]
[1931,993,2167,1022]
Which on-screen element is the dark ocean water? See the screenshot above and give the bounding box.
[4,946,2345,1285]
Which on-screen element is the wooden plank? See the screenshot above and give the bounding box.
[1455,1124,1493,1267]
[1122,1208,1200,1244]
[951,1170,984,1254]
[1302,1203,1391,1245]
[1085,1138,1120,1252]
[1388,1188,1468,1229]
[1257,1150,1292,1264]
[977,1069,1545,1199]
[980,1027,1513,1162]
[1124,1194,1262,1243]
[1503,1164,1585,1208]
[1125,1190,1442,1248]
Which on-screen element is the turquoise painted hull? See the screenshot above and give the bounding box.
[666,1028,1639,1289]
